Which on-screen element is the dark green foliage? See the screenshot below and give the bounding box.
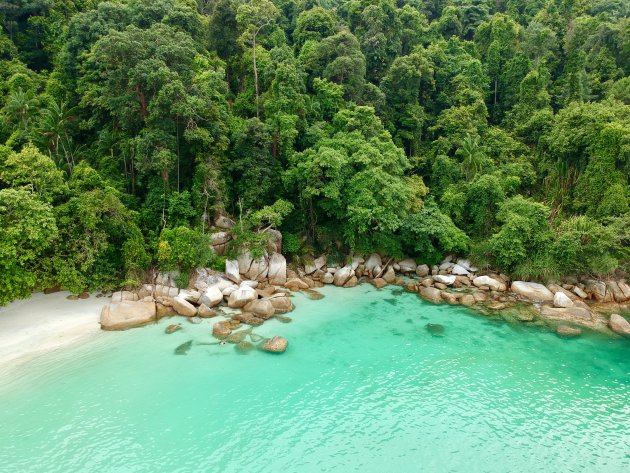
[0,0,628,305]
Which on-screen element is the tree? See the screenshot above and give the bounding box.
[236,0,279,118]
[456,134,485,180]
[0,188,58,305]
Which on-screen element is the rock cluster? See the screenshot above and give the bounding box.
[99,227,630,343]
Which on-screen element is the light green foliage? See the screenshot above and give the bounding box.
[0,189,58,305]
[1,144,67,202]
[401,198,470,264]
[488,196,552,270]
[157,226,213,272]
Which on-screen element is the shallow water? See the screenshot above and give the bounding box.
[0,285,628,473]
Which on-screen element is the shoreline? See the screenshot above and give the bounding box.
[0,291,107,376]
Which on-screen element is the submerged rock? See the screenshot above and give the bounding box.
[235,341,255,353]
[174,340,193,355]
[425,323,445,337]
[212,321,232,339]
[187,316,202,324]
[165,323,182,334]
[556,325,582,338]
[303,289,324,300]
[260,336,288,353]
[274,314,292,323]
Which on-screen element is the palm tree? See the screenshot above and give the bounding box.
[2,88,37,131]
[456,134,485,180]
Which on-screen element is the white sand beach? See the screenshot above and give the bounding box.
[0,292,108,373]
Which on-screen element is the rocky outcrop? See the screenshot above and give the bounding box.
[260,336,288,353]
[100,301,156,330]
[608,314,630,337]
[511,281,554,302]
[246,257,269,281]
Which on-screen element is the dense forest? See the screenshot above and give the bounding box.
[0,0,628,304]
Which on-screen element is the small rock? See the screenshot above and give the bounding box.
[260,336,288,353]
[419,287,442,303]
[425,323,445,337]
[235,341,255,353]
[165,324,182,334]
[322,273,334,284]
[78,292,90,299]
[415,264,430,277]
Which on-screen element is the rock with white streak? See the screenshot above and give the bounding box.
[553,291,574,308]
[268,253,287,285]
[433,275,456,286]
[225,259,241,283]
[473,276,506,292]
[333,266,354,287]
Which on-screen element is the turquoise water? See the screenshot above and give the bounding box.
[0,285,628,473]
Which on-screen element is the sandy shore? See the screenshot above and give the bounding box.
[0,291,108,373]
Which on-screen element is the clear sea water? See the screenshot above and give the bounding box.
[0,284,628,473]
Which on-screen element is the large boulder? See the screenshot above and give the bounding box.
[269,296,294,313]
[246,256,269,281]
[606,280,628,302]
[227,286,257,308]
[172,296,197,317]
[199,285,224,307]
[322,272,334,284]
[268,253,287,285]
[415,264,430,277]
[237,251,253,275]
[333,266,354,286]
[472,276,506,292]
[617,281,630,300]
[434,275,456,286]
[264,228,283,254]
[260,336,288,353]
[451,264,469,276]
[584,280,608,302]
[100,301,156,330]
[511,281,554,302]
[383,266,396,283]
[285,278,309,290]
[215,215,235,229]
[372,278,388,289]
[609,314,630,337]
[398,258,417,274]
[456,259,477,272]
[225,259,241,284]
[343,276,358,287]
[553,291,574,308]
[419,287,442,303]
[243,299,275,319]
[365,254,382,276]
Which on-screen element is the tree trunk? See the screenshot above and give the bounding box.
[253,35,259,118]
